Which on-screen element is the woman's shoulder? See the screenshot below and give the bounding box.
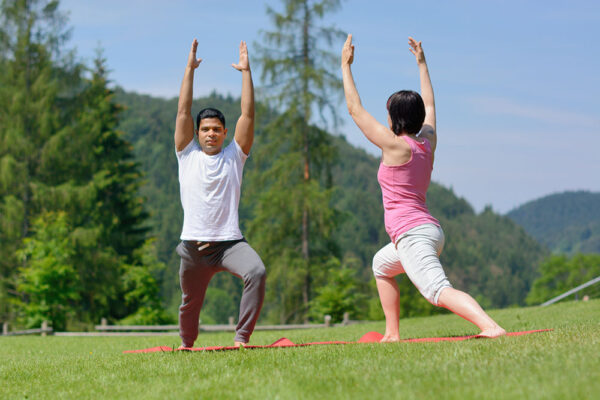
[418,125,436,153]
[381,135,414,166]
[403,134,433,153]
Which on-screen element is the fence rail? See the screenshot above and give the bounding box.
[2,321,52,336]
[2,313,360,337]
[540,275,600,306]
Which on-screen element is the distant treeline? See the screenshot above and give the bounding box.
[507,191,600,254]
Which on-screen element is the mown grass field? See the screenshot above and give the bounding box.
[1,300,598,399]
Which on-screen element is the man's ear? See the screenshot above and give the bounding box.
[223,128,228,136]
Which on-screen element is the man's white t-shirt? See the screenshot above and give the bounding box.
[176,139,248,241]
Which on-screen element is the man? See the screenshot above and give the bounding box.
[174,39,265,348]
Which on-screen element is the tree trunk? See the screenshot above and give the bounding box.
[301,0,311,323]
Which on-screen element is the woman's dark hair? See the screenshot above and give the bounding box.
[196,108,226,130]
[386,90,425,135]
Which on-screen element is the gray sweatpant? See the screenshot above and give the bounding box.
[176,239,266,346]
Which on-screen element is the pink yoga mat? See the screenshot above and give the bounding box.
[123,329,551,353]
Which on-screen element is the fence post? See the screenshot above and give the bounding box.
[101,318,107,328]
[41,321,48,337]
[342,312,349,326]
[324,315,331,328]
[2,322,7,335]
[228,316,234,326]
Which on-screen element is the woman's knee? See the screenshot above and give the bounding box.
[372,252,388,277]
[372,248,404,278]
[418,282,452,305]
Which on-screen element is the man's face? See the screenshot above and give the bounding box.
[197,118,227,155]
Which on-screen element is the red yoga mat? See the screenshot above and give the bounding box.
[123,329,551,354]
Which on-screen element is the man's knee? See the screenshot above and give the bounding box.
[244,262,266,284]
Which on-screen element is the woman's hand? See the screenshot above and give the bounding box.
[408,37,425,65]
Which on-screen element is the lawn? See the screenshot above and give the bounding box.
[1,300,598,399]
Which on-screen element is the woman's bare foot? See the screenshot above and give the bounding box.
[478,326,507,338]
[380,334,401,343]
[234,341,246,348]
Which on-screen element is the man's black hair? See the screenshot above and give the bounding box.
[386,91,425,135]
[196,108,226,131]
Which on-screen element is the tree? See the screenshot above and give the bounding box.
[526,253,600,305]
[0,0,72,323]
[17,212,79,331]
[251,0,345,322]
[0,0,151,327]
[37,52,150,323]
[119,239,173,325]
[308,257,367,322]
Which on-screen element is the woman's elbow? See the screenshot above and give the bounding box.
[346,103,360,117]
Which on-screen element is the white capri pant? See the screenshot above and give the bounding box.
[372,223,452,305]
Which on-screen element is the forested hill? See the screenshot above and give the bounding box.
[507,191,600,254]
[115,89,547,316]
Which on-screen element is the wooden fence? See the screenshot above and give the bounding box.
[2,321,53,336]
[2,313,360,337]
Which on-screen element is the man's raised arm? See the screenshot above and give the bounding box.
[175,39,202,152]
[231,41,254,155]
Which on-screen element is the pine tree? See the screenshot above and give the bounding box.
[46,53,150,322]
[0,0,70,322]
[1,0,151,326]
[250,0,345,322]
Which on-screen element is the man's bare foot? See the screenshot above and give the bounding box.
[234,341,246,348]
[478,326,507,338]
[380,334,401,343]
[177,345,192,351]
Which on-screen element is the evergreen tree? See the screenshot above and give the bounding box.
[1,0,151,327]
[48,53,149,322]
[251,0,345,322]
[0,0,71,322]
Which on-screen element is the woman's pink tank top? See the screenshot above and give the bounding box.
[377,135,440,243]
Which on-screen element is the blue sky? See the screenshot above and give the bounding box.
[60,0,600,213]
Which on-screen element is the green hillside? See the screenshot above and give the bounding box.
[507,191,600,254]
[115,89,547,318]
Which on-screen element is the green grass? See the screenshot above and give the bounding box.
[1,300,599,399]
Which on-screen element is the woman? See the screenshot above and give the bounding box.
[341,34,505,341]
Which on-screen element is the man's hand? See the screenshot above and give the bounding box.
[175,39,201,151]
[233,40,254,155]
[408,37,426,65]
[341,34,354,67]
[187,39,202,69]
[231,41,250,71]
